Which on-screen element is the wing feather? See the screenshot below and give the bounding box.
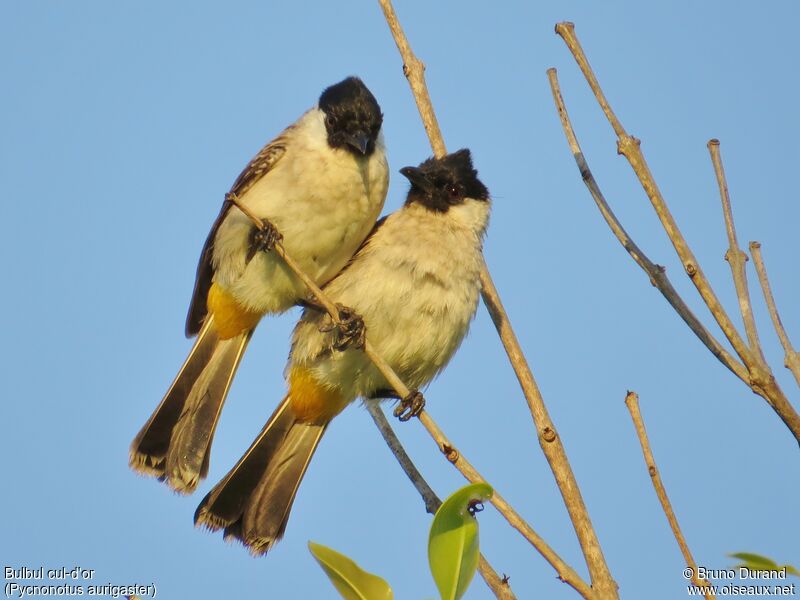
[184,129,291,337]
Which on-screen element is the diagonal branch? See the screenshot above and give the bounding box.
[366,403,518,600]
[625,392,715,599]
[227,195,543,598]
[415,401,593,598]
[554,22,750,367]
[707,140,765,363]
[555,21,800,443]
[378,2,619,598]
[750,242,800,388]
[546,68,748,384]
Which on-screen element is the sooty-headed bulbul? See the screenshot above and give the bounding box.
[130,77,389,493]
[194,149,490,554]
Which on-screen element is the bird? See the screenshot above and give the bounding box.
[194,148,491,554]
[130,76,389,494]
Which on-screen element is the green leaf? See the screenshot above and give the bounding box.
[729,552,800,577]
[308,541,393,600]
[428,482,494,600]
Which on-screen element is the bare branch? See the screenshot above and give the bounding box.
[416,406,594,599]
[377,4,619,598]
[546,68,748,383]
[376,0,447,157]
[555,21,800,443]
[366,403,518,600]
[750,242,800,387]
[625,392,715,599]
[228,197,536,598]
[707,140,765,363]
[366,402,440,514]
[554,23,749,365]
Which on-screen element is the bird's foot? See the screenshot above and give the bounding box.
[393,390,425,421]
[320,304,366,351]
[246,218,283,263]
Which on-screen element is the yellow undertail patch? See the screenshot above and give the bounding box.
[288,366,348,424]
[207,283,262,339]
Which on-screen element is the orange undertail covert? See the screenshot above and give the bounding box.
[288,366,349,423]
[207,283,262,339]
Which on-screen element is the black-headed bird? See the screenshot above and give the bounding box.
[130,77,389,493]
[195,149,490,554]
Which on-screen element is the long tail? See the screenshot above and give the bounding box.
[194,394,327,555]
[129,315,252,494]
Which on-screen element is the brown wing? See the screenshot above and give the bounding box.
[229,130,290,198]
[184,132,290,337]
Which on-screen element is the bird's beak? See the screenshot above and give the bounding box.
[399,166,433,193]
[346,132,370,155]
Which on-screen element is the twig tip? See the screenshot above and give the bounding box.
[554,22,575,36]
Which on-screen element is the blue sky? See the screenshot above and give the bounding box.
[1,2,798,599]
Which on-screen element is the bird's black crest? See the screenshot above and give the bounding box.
[319,76,383,157]
[401,149,489,213]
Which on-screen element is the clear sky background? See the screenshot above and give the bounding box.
[2,2,798,599]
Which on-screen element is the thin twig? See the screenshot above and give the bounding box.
[366,402,439,514]
[366,403,518,600]
[546,68,748,383]
[750,242,800,388]
[228,195,528,599]
[555,21,800,443]
[625,392,715,599]
[416,406,593,599]
[553,22,749,364]
[376,0,446,158]
[708,140,765,363]
[378,3,618,598]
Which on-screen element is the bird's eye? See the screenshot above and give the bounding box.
[447,184,461,199]
[325,115,334,128]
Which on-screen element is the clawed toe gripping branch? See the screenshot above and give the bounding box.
[319,303,366,351]
[394,389,425,422]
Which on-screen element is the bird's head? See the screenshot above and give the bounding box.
[399,149,489,213]
[319,76,383,157]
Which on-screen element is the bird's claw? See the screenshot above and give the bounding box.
[246,219,283,263]
[393,390,425,421]
[320,304,366,351]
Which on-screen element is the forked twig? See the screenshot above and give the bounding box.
[750,242,800,387]
[625,392,715,599]
[707,140,765,364]
[546,68,748,383]
[554,21,800,442]
[366,404,517,600]
[378,2,619,598]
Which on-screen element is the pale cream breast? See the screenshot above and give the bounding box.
[292,198,489,401]
[212,109,388,314]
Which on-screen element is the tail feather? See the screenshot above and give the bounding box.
[195,394,327,555]
[129,315,252,493]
